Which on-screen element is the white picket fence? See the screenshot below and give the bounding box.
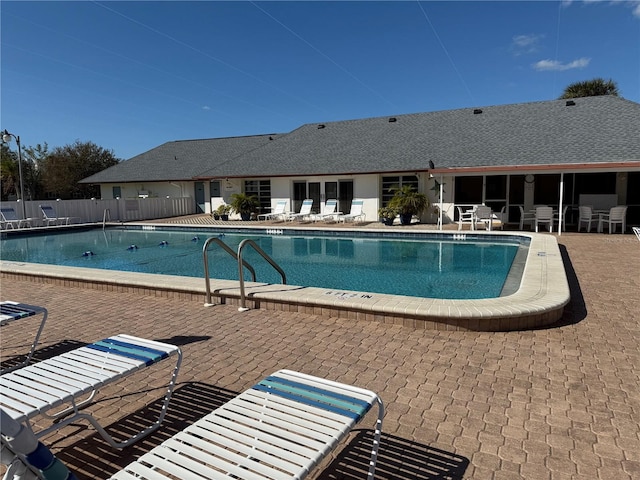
[1,197,195,227]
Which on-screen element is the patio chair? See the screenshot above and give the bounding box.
[457,206,476,230]
[474,205,493,230]
[2,370,383,480]
[518,206,535,231]
[0,301,48,374]
[633,226,640,241]
[39,205,71,226]
[0,334,182,450]
[597,205,627,234]
[308,198,338,222]
[285,198,313,222]
[337,199,366,223]
[534,206,554,233]
[0,207,33,229]
[577,205,598,232]
[553,205,570,232]
[257,200,288,221]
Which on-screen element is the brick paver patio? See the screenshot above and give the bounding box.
[1,230,639,479]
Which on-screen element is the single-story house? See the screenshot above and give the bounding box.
[81,95,640,230]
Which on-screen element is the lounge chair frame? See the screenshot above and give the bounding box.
[0,334,182,450]
[39,205,71,226]
[257,200,288,221]
[111,369,384,479]
[0,301,48,374]
[0,207,33,229]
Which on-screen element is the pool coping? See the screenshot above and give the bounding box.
[0,225,569,331]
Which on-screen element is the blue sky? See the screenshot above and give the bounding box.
[2,1,639,160]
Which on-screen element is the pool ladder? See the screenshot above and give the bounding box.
[202,237,286,312]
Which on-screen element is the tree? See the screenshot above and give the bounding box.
[0,143,20,201]
[21,143,49,200]
[559,78,620,99]
[40,141,120,199]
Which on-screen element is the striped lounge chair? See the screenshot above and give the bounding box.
[0,334,182,451]
[2,369,383,480]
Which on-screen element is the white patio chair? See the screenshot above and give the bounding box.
[577,205,597,232]
[535,206,554,233]
[598,205,627,234]
[633,226,640,241]
[553,205,569,232]
[457,206,475,230]
[518,206,535,231]
[475,205,493,230]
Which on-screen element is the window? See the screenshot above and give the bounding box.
[244,180,271,213]
[381,175,418,206]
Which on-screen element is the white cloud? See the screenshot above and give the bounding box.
[633,2,640,18]
[511,34,544,55]
[202,106,211,111]
[532,57,591,71]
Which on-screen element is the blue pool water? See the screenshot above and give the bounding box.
[0,228,524,299]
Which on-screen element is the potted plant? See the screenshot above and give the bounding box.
[378,206,397,226]
[215,204,231,221]
[229,193,259,221]
[388,185,430,225]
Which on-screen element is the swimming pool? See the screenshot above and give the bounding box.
[0,223,570,331]
[0,227,525,300]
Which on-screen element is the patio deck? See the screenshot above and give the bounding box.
[1,229,639,479]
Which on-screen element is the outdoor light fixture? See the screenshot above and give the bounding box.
[1,129,27,220]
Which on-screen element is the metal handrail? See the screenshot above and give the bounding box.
[237,239,286,312]
[102,208,111,230]
[202,236,256,306]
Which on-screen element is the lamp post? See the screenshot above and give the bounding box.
[2,129,27,220]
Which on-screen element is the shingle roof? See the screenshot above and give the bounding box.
[80,134,278,184]
[82,96,639,184]
[204,96,639,178]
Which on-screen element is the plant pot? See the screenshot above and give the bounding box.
[380,217,394,226]
[213,214,220,220]
[399,213,413,225]
[240,212,252,221]
[220,214,229,221]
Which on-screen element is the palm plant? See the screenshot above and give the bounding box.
[388,185,429,225]
[229,192,259,221]
[560,78,619,99]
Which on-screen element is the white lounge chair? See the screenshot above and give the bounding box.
[257,200,288,221]
[309,198,338,222]
[633,226,640,241]
[0,334,182,449]
[337,199,366,223]
[535,206,554,233]
[39,205,71,226]
[285,198,313,222]
[0,207,33,229]
[597,205,627,234]
[2,370,384,480]
[0,301,48,374]
[577,205,597,232]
